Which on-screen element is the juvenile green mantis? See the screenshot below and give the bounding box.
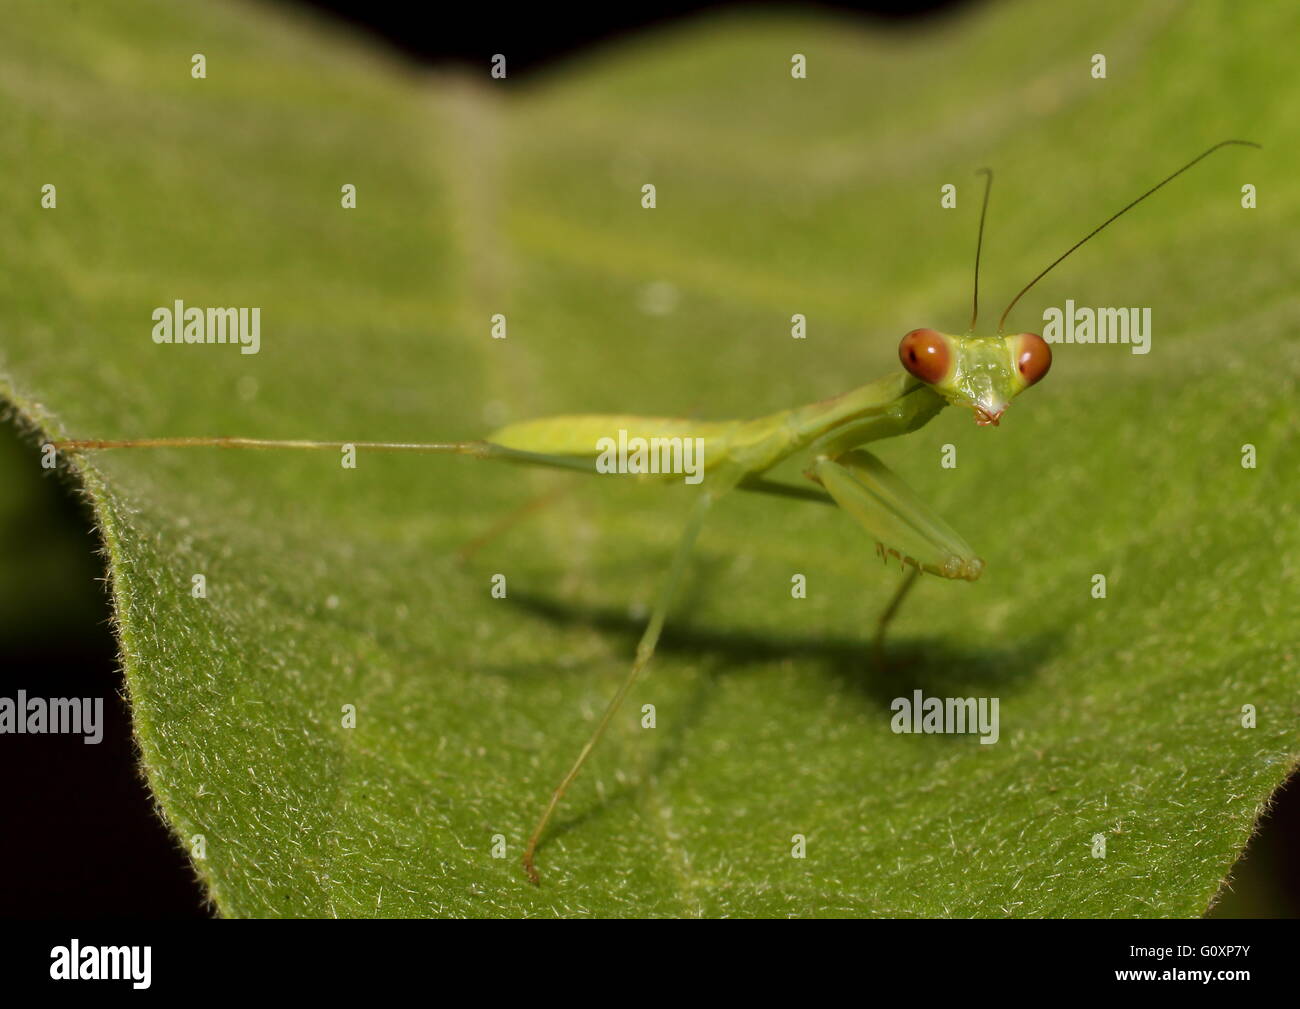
[54,139,1257,884]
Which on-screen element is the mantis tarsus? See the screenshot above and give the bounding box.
[53,139,1258,885]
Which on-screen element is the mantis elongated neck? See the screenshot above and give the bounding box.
[783,371,945,450]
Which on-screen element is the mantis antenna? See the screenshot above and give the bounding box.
[997,139,1261,333]
[969,167,993,332]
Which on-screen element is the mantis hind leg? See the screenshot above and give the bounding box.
[521,477,734,884]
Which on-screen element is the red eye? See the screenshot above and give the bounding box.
[1015,332,1052,387]
[898,328,951,385]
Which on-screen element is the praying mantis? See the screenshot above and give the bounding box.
[53,139,1258,885]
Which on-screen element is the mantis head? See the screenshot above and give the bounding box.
[898,329,1051,426]
[901,142,1258,427]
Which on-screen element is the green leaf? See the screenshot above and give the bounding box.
[2,0,1297,917]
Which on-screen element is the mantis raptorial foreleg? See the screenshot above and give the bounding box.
[811,449,983,582]
[811,449,982,669]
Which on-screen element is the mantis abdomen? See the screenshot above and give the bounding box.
[489,413,745,473]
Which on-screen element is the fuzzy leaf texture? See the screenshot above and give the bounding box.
[1,0,1297,916]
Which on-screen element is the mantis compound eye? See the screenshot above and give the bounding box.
[1014,332,1052,387]
[898,328,951,385]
